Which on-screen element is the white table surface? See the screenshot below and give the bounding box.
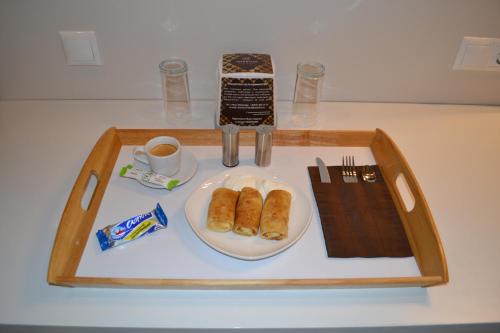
[1,100,500,330]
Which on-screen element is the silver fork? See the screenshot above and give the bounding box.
[342,156,348,182]
[342,155,358,183]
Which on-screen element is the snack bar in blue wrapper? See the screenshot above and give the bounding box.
[96,203,168,251]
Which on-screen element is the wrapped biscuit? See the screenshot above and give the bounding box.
[207,188,240,232]
[96,203,168,251]
[233,187,263,236]
[260,189,292,240]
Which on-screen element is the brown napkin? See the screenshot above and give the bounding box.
[308,165,413,258]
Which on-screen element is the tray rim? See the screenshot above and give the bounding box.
[47,127,448,289]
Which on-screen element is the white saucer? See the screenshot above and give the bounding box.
[134,150,198,189]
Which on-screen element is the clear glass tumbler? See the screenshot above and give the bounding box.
[159,58,191,124]
[159,58,190,102]
[292,61,325,127]
[293,62,325,104]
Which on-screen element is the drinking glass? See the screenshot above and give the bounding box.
[159,58,191,124]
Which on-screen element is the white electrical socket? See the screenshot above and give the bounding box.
[60,31,102,65]
[454,37,500,72]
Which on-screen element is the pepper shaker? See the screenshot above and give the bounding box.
[222,124,240,167]
[255,125,273,167]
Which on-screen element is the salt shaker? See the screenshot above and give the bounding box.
[222,124,240,167]
[255,125,273,167]
[293,62,325,104]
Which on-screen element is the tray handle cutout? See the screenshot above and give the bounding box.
[395,173,415,212]
[81,171,99,211]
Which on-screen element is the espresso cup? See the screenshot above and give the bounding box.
[133,136,181,176]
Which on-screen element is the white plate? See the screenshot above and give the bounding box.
[184,166,313,260]
[135,150,198,189]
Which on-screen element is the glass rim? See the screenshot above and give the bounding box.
[297,62,325,78]
[159,58,188,75]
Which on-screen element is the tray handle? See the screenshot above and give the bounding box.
[48,127,121,285]
[371,129,448,285]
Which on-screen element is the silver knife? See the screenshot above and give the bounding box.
[316,157,331,183]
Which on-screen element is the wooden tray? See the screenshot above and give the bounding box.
[47,127,448,289]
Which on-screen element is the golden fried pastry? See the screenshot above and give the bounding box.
[207,188,240,232]
[260,189,292,240]
[233,187,263,236]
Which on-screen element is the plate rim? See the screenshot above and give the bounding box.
[184,166,313,260]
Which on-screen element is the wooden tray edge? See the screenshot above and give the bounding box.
[116,128,377,147]
[371,129,449,285]
[48,127,121,284]
[53,276,444,289]
[48,127,448,288]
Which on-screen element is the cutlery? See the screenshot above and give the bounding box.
[342,155,358,183]
[315,157,331,183]
[362,165,377,183]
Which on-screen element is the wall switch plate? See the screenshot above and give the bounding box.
[454,37,500,72]
[60,31,102,65]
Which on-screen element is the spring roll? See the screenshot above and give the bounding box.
[207,188,240,232]
[260,189,292,240]
[233,187,263,236]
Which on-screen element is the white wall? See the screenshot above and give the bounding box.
[1,0,500,105]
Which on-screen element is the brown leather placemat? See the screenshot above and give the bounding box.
[308,165,413,258]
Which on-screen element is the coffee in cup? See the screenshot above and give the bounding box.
[149,144,178,157]
[133,136,181,176]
